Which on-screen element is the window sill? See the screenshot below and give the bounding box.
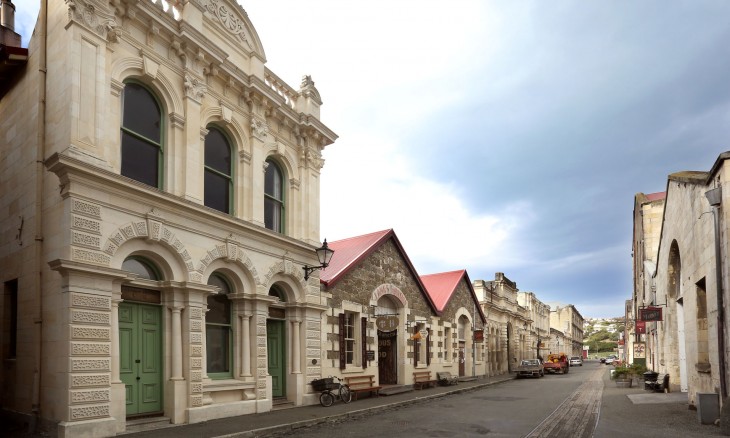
[204,379,253,392]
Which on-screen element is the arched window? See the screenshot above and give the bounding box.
[122,257,161,280]
[206,273,232,378]
[204,127,233,214]
[268,285,286,302]
[264,159,284,232]
[121,82,163,188]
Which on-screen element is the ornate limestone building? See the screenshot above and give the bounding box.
[517,291,550,360]
[0,1,336,436]
[473,273,532,375]
[548,304,584,358]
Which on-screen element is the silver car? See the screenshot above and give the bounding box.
[569,356,583,366]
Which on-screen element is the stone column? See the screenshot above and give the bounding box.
[292,319,301,374]
[170,306,184,380]
[241,313,252,377]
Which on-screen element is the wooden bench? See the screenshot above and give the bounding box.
[413,371,437,389]
[437,371,459,386]
[344,375,381,400]
[645,373,670,393]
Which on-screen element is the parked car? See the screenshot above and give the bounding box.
[600,357,606,363]
[604,355,617,365]
[515,359,545,378]
[569,356,583,366]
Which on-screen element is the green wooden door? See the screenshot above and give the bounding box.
[267,320,286,397]
[120,302,163,416]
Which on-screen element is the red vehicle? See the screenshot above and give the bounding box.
[543,353,569,374]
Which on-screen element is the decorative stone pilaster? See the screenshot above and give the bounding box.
[291,319,301,374]
[170,306,185,380]
[241,314,252,377]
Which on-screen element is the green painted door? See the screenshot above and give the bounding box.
[119,302,163,416]
[267,319,286,397]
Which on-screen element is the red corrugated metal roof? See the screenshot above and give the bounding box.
[319,229,439,315]
[646,191,666,201]
[420,270,465,312]
[420,270,487,323]
[319,229,392,286]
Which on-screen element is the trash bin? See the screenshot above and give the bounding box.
[643,371,658,390]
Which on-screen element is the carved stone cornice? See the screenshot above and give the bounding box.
[66,0,121,43]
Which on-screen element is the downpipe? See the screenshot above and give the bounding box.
[30,0,48,433]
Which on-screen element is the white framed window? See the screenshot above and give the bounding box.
[444,326,452,362]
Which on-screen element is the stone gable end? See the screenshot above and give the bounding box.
[326,239,434,316]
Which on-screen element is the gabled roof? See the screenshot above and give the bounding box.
[319,229,438,314]
[420,269,487,323]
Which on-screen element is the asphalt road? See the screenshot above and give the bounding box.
[272,365,593,437]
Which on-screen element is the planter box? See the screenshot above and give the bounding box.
[615,378,633,388]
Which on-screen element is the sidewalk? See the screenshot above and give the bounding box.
[120,374,515,438]
[593,366,724,438]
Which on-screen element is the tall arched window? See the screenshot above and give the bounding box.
[121,82,163,188]
[204,127,233,214]
[206,274,232,378]
[264,159,284,232]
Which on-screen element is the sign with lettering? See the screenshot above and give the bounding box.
[639,307,662,321]
[636,321,646,334]
[376,315,399,332]
[366,350,375,361]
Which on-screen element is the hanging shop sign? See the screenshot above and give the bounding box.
[639,307,663,321]
[376,315,399,332]
[636,321,646,334]
[473,330,484,341]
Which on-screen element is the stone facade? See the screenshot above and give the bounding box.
[549,304,584,358]
[517,291,551,359]
[0,1,335,436]
[628,192,665,366]
[319,233,488,387]
[641,156,730,409]
[473,273,532,375]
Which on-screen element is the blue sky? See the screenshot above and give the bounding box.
[15,1,730,318]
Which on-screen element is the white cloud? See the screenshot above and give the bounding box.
[320,131,533,273]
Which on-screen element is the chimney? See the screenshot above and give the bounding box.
[0,0,21,48]
[1,0,15,31]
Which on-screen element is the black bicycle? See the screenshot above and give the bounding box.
[312,376,352,407]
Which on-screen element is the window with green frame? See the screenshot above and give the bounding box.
[121,81,163,188]
[206,273,232,378]
[264,159,285,233]
[204,126,233,214]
